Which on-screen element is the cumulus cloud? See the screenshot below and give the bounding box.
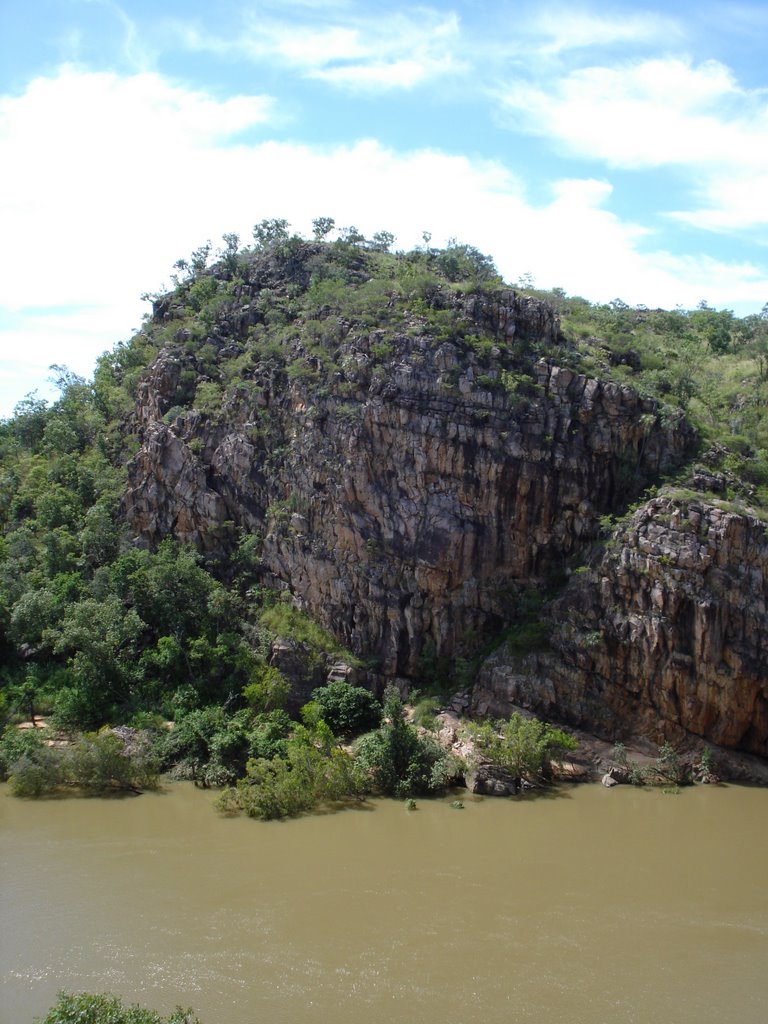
[499,55,768,231]
[499,58,761,168]
[1,65,765,415]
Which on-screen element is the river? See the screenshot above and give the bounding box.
[2,781,767,1024]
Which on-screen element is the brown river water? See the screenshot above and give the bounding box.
[2,780,767,1024]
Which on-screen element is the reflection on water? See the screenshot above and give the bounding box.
[2,781,768,1024]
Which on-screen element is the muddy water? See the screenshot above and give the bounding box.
[2,781,768,1024]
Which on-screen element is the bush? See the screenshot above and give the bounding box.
[36,991,201,1024]
[8,746,65,797]
[2,727,160,797]
[159,706,227,773]
[64,731,159,793]
[159,706,253,785]
[354,685,459,798]
[218,722,367,819]
[242,661,290,713]
[0,726,48,779]
[247,709,292,761]
[309,681,382,736]
[410,696,441,731]
[470,712,577,785]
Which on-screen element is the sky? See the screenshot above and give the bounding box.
[1,0,767,417]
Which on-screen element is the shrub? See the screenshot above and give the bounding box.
[309,681,382,736]
[354,685,459,797]
[8,746,64,797]
[470,712,577,785]
[64,731,145,792]
[247,710,292,761]
[36,991,201,1024]
[410,696,441,731]
[218,722,367,819]
[3,727,160,796]
[159,706,254,785]
[0,725,48,779]
[653,742,691,786]
[242,661,290,713]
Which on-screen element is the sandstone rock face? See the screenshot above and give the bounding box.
[123,423,229,551]
[124,294,691,687]
[472,496,768,757]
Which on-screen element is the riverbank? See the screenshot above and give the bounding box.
[426,704,768,790]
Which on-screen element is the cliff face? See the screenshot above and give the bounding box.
[123,291,692,684]
[122,262,768,759]
[473,495,768,756]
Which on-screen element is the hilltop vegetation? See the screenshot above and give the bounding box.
[1,218,766,797]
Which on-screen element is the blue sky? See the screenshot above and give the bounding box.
[1,0,767,416]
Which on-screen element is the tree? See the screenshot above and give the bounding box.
[189,241,212,274]
[435,240,499,284]
[354,685,458,797]
[308,681,381,736]
[470,712,577,786]
[219,232,240,275]
[253,218,290,247]
[243,661,290,714]
[64,730,160,793]
[3,728,160,796]
[218,719,367,819]
[370,230,395,252]
[47,595,145,726]
[36,991,200,1024]
[312,216,335,240]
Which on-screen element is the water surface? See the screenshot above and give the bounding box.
[2,781,767,1024]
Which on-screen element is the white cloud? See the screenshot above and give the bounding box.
[1,66,766,416]
[0,66,275,313]
[670,172,768,231]
[313,57,454,90]
[0,305,140,413]
[528,8,680,55]
[500,58,766,169]
[179,8,463,91]
[499,55,768,232]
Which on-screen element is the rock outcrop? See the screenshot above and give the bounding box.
[118,259,768,759]
[123,292,692,684]
[473,495,768,757]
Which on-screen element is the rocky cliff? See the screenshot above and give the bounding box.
[124,288,691,683]
[473,494,768,756]
[119,238,766,759]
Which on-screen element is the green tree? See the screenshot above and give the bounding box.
[312,216,335,240]
[243,660,290,714]
[48,596,145,725]
[253,218,290,247]
[64,730,160,793]
[308,680,381,736]
[470,712,577,786]
[218,719,367,819]
[354,685,458,797]
[36,991,200,1024]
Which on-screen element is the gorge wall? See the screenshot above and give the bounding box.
[473,494,768,756]
[122,275,767,758]
[124,291,690,680]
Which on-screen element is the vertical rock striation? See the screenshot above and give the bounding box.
[123,293,692,683]
[473,496,768,756]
